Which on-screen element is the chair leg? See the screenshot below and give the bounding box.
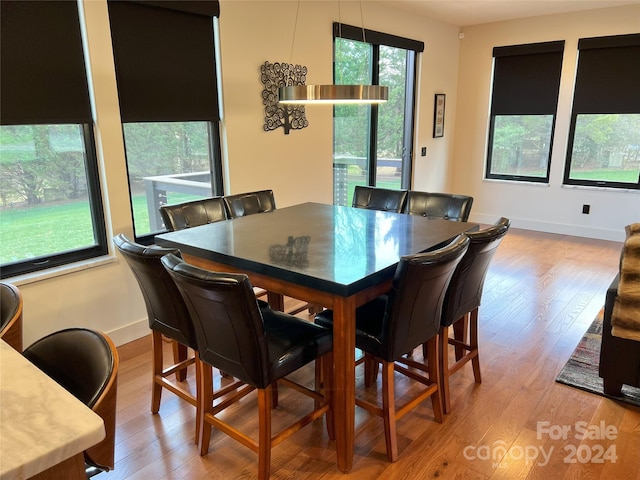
[321,353,335,440]
[151,331,163,414]
[381,360,398,462]
[258,387,273,480]
[425,336,443,423]
[172,339,188,382]
[308,304,324,315]
[364,353,379,387]
[469,309,481,383]
[198,360,214,456]
[314,359,322,410]
[439,309,482,415]
[452,314,467,361]
[272,383,279,409]
[439,325,452,414]
[194,352,202,445]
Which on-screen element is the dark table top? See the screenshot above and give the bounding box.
[155,202,478,296]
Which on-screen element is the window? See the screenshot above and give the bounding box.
[486,41,565,183]
[564,34,640,189]
[0,1,107,278]
[333,23,423,206]
[107,0,223,242]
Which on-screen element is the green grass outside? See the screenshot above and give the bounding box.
[0,200,96,264]
[568,169,639,182]
[0,192,202,263]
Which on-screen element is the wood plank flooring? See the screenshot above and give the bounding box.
[99,228,640,479]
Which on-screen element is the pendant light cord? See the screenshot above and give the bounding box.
[288,0,301,64]
[359,0,366,43]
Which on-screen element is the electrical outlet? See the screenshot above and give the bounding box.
[421,147,427,156]
[582,204,590,214]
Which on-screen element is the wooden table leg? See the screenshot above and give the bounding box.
[266,291,285,311]
[332,296,356,473]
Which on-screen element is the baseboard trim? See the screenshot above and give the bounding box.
[106,317,150,347]
[470,214,625,242]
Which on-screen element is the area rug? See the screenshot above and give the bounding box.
[556,309,640,407]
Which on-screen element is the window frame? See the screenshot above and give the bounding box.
[562,34,640,190]
[0,0,108,279]
[485,41,565,184]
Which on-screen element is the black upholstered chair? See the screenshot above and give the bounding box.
[23,328,119,476]
[436,217,510,413]
[159,196,228,231]
[0,281,23,352]
[114,234,243,444]
[403,191,473,221]
[599,223,640,396]
[162,253,333,480]
[352,185,407,213]
[315,235,469,462]
[223,189,276,218]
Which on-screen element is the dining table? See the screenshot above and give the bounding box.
[155,201,478,473]
[0,339,106,480]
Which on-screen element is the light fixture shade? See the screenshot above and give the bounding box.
[278,84,388,104]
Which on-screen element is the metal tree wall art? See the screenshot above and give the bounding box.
[261,61,309,135]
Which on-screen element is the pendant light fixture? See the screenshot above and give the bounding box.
[278,1,388,105]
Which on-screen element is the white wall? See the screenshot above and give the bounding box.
[11,0,461,347]
[452,5,640,241]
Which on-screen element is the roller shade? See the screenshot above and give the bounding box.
[0,1,91,125]
[108,0,220,122]
[491,41,564,116]
[573,33,640,114]
[334,23,424,53]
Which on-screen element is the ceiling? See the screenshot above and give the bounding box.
[377,0,639,27]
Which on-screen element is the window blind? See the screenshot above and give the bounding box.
[0,1,91,125]
[107,0,220,122]
[573,33,640,115]
[491,41,565,116]
[333,23,424,53]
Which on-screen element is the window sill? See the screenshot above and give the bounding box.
[483,177,550,187]
[561,184,640,194]
[6,254,118,287]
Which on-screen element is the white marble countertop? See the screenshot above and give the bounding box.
[0,339,106,479]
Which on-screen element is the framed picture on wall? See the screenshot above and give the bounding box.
[433,93,446,138]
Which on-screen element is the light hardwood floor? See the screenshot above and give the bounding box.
[100,227,640,479]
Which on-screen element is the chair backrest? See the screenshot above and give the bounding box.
[404,191,473,221]
[159,196,228,231]
[161,253,272,389]
[113,234,197,349]
[23,328,119,471]
[0,281,23,352]
[223,189,276,218]
[441,217,511,326]
[379,235,470,361]
[352,186,407,213]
